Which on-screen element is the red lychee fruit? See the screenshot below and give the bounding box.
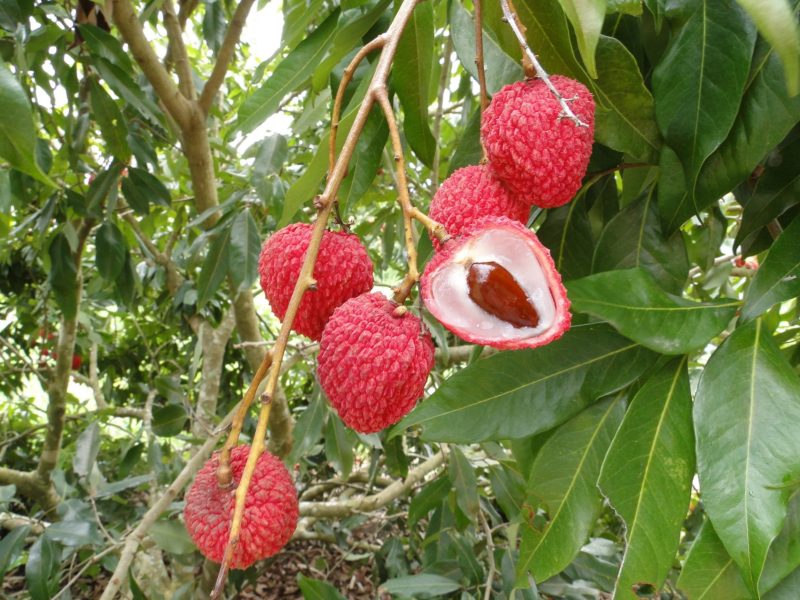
[258,223,374,340]
[71,354,82,370]
[318,292,435,433]
[183,445,298,569]
[481,76,595,209]
[428,165,529,250]
[420,217,571,350]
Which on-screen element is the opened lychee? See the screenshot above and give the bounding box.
[421,217,571,350]
[428,165,529,249]
[258,223,374,340]
[318,292,435,433]
[481,76,595,209]
[183,445,298,569]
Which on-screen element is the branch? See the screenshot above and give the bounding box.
[111,0,193,129]
[193,310,237,437]
[198,0,258,114]
[178,0,200,28]
[163,0,196,100]
[498,0,587,127]
[473,0,488,112]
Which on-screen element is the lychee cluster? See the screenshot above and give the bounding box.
[183,445,298,569]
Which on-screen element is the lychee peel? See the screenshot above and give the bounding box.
[318,293,435,433]
[258,223,374,341]
[481,76,595,209]
[183,445,298,569]
[428,165,529,250]
[420,217,571,350]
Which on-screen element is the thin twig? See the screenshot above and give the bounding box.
[498,0,587,127]
[474,0,488,112]
[162,0,196,100]
[480,511,497,600]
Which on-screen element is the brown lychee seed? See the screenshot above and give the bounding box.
[420,217,571,350]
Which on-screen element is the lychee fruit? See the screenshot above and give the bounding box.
[481,76,595,209]
[258,223,374,340]
[428,165,530,250]
[317,292,435,433]
[420,217,571,350]
[183,445,298,569]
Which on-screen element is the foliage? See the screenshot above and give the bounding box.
[1,0,799,598]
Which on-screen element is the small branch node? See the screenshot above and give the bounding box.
[260,392,272,405]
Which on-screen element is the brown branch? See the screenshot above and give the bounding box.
[178,0,200,28]
[212,1,426,595]
[498,0,587,127]
[163,0,196,100]
[474,0,488,112]
[110,0,193,129]
[198,0,258,114]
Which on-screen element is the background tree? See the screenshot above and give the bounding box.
[0,0,799,598]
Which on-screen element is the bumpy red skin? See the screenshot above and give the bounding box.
[481,76,595,209]
[258,223,374,341]
[318,293,435,433]
[420,217,571,350]
[429,165,529,250]
[183,445,298,569]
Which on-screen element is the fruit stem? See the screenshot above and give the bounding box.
[498,0,588,128]
[212,0,425,594]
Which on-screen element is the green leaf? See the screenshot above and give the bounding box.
[652,0,757,191]
[447,108,482,175]
[78,24,134,71]
[288,391,328,465]
[298,575,347,600]
[325,412,356,477]
[0,61,54,186]
[86,162,123,217]
[121,167,171,215]
[536,197,595,281]
[202,0,225,53]
[48,233,78,319]
[92,57,164,126]
[448,0,523,95]
[380,574,462,596]
[0,525,30,580]
[556,0,604,78]
[196,224,232,309]
[735,0,800,95]
[95,222,127,280]
[742,216,800,320]
[395,324,657,442]
[694,320,800,594]
[88,79,130,160]
[593,193,689,294]
[409,476,451,526]
[487,464,526,521]
[151,404,188,437]
[598,359,695,597]
[25,535,59,600]
[252,134,289,180]
[337,106,388,215]
[392,0,435,166]
[449,446,479,522]
[518,394,625,584]
[760,493,800,594]
[677,520,752,600]
[150,519,196,554]
[567,268,738,354]
[72,422,101,479]
[607,0,643,14]
[228,209,260,292]
[592,36,661,162]
[236,9,340,135]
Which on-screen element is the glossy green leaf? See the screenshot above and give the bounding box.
[518,394,625,584]
[677,521,752,600]
[766,568,800,599]
[409,475,451,526]
[567,268,738,354]
[325,412,356,477]
[380,573,462,596]
[735,0,800,95]
[88,78,130,160]
[395,324,657,442]
[0,61,54,186]
[694,320,800,593]
[288,391,328,465]
[228,209,260,292]
[78,24,134,71]
[652,0,756,190]
[742,216,800,320]
[25,535,59,600]
[0,525,29,580]
[599,359,695,598]
[92,58,164,126]
[593,193,689,295]
[448,108,482,175]
[487,464,526,521]
[152,404,188,437]
[392,0,435,166]
[202,0,225,53]
[282,0,325,50]
[298,575,347,600]
[95,222,127,280]
[48,233,78,319]
[557,0,604,78]
[72,422,101,479]
[607,0,643,14]
[760,493,800,594]
[593,36,661,162]
[149,519,196,554]
[121,167,171,216]
[537,197,594,281]
[236,9,340,135]
[449,446,479,521]
[251,134,288,180]
[338,106,387,215]
[448,0,523,95]
[196,224,232,309]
